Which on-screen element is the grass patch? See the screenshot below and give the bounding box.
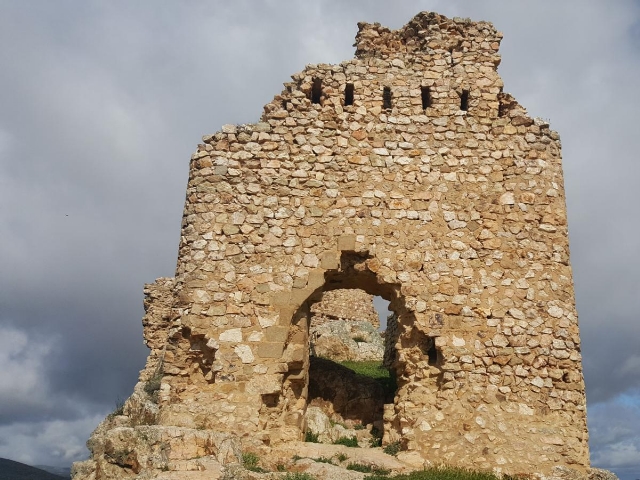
[338,360,397,398]
[242,452,267,473]
[347,463,391,475]
[347,462,373,473]
[283,474,316,480]
[383,441,402,456]
[312,456,334,464]
[333,436,359,447]
[364,465,517,480]
[305,430,320,443]
[337,453,348,462]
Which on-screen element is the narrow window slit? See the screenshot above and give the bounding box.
[311,78,322,105]
[460,89,469,111]
[421,337,439,366]
[383,86,392,110]
[421,86,431,109]
[427,343,439,366]
[344,83,354,106]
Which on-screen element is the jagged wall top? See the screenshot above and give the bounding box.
[355,11,502,67]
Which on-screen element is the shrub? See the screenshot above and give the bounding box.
[336,453,348,462]
[369,436,382,447]
[107,399,125,420]
[144,370,163,403]
[383,441,402,456]
[312,456,333,464]
[242,452,267,473]
[347,462,373,473]
[304,430,320,443]
[333,436,359,447]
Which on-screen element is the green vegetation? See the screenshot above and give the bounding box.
[304,430,320,443]
[347,462,374,473]
[329,418,348,428]
[369,425,383,447]
[364,465,523,480]
[346,462,390,475]
[336,452,349,462]
[107,398,125,420]
[338,360,397,398]
[383,441,402,456]
[333,436,359,447]
[312,456,334,464]
[369,436,382,447]
[282,473,317,480]
[242,452,267,473]
[144,370,163,403]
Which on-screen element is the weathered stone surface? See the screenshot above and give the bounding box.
[74,10,590,480]
[308,288,386,361]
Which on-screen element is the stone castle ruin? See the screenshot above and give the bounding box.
[73,11,591,480]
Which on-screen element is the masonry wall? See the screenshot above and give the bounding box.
[308,288,385,361]
[75,12,590,479]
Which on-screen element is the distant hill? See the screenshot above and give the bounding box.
[34,465,70,479]
[0,457,65,479]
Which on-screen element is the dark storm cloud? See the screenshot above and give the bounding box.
[1,1,639,476]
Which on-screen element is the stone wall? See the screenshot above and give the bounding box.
[73,11,590,479]
[309,288,384,361]
[311,289,380,329]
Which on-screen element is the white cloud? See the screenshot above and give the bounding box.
[0,327,55,414]
[0,414,105,467]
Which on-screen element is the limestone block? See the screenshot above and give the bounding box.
[247,374,283,394]
[256,342,285,358]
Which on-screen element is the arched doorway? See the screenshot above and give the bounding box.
[271,251,439,449]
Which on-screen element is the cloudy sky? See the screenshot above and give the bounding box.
[0,1,639,478]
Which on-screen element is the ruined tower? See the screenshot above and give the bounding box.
[73,11,590,479]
